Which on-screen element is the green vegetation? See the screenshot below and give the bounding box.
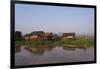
[15,37,94,48]
[60,37,94,47]
[15,40,27,46]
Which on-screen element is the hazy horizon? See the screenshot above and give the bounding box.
[15,4,94,36]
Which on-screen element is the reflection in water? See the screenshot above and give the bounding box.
[15,46,21,53]
[15,45,94,66]
[63,46,87,52]
[63,46,76,51]
[15,45,88,54]
[24,45,54,55]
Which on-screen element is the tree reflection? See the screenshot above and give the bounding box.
[15,46,21,53]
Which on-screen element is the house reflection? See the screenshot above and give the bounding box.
[24,45,54,55]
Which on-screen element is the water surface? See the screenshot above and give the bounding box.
[15,45,94,65]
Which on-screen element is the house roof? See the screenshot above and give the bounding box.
[44,32,53,36]
[63,33,75,37]
[30,31,44,36]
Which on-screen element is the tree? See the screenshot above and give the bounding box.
[53,34,61,41]
[15,31,23,40]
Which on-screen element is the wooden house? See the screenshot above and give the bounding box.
[29,31,44,40]
[43,32,53,40]
[24,31,53,40]
[24,31,44,40]
[62,33,75,40]
[24,34,30,40]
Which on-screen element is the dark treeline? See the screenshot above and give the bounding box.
[15,31,23,40]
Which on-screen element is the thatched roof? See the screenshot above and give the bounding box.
[62,33,75,37]
[30,31,44,36]
[44,32,53,36]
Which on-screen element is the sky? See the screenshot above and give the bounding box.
[15,4,94,35]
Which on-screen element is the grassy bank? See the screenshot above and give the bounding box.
[15,37,94,48]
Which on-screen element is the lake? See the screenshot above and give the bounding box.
[15,45,94,66]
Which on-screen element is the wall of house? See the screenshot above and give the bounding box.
[63,36,74,39]
[30,35,38,39]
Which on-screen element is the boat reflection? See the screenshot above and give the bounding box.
[63,45,87,51]
[63,46,76,51]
